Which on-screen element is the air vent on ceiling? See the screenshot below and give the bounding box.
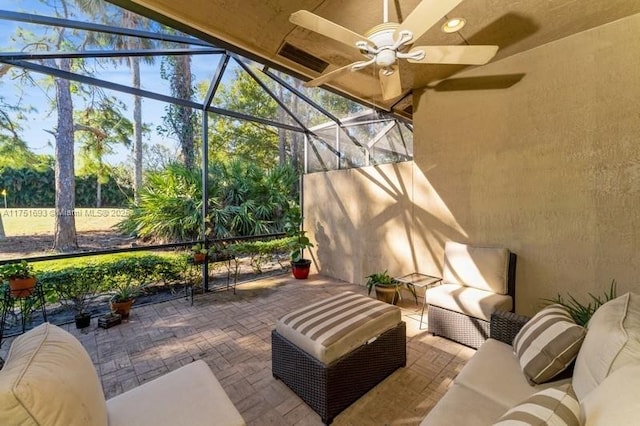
[278,42,328,73]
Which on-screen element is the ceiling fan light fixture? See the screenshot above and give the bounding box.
[442,18,466,33]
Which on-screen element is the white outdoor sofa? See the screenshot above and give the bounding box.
[0,322,245,426]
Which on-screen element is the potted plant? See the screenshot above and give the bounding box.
[49,266,103,329]
[0,260,36,298]
[191,243,208,264]
[284,205,314,279]
[366,271,401,305]
[109,278,143,320]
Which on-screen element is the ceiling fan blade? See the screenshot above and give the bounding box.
[408,45,499,65]
[290,10,372,49]
[395,0,464,43]
[303,63,356,87]
[379,68,403,100]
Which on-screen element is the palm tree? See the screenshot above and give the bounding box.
[75,1,156,205]
[161,53,196,170]
[75,98,133,207]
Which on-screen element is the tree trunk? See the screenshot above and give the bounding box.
[174,55,195,170]
[96,178,102,208]
[53,58,78,252]
[131,56,143,205]
[0,215,5,240]
[276,84,287,165]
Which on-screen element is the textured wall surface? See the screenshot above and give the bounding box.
[305,13,640,315]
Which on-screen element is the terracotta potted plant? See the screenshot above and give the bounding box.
[110,280,143,320]
[0,260,36,298]
[284,205,314,279]
[366,271,401,305]
[191,243,208,264]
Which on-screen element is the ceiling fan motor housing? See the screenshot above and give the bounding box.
[365,23,401,67]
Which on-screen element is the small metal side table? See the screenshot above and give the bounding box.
[394,273,442,330]
[0,281,48,348]
[185,255,237,305]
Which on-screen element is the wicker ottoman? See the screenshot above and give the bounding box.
[272,291,406,424]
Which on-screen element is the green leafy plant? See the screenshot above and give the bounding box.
[191,243,208,255]
[284,205,314,263]
[47,266,105,314]
[542,279,618,326]
[366,271,400,293]
[109,276,144,303]
[0,260,35,280]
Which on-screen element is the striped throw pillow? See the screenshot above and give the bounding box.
[513,304,585,384]
[493,385,579,426]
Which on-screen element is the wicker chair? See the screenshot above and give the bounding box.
[427,242,517,348]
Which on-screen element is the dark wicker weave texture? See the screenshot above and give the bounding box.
[427,251,518,349]
[272,322,406,424]
[489,310,530,346]
[427,304,490,349]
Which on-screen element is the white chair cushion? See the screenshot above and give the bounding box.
[442,241,510,294]
[0,323,108,426]
[513,305,585,385]
[106,360,245,426]
[275,291,401,364]
[428,284,513,321]
[580,364,640,425]
[572,292,640,401]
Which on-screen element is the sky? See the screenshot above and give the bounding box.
[0,0,388,171]
[0,0,243,165]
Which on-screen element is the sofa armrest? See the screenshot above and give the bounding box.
[490,310,530,346]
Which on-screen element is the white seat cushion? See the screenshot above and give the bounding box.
[454,339,570,409]
[572,292,640,401]
[106,360,245,426]
[420,381,508,426]
[275,291,401,364]
[0,323,108,426]
[428,284,513,321]
[443,241,510,294]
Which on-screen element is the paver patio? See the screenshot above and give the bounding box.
[0,274,474,425]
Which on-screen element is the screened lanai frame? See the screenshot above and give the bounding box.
[0,4,413,285]
[0,8,413,172]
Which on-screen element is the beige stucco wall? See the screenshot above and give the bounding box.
[305,13,640,316]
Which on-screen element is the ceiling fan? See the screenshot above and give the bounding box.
[289,0,499,100]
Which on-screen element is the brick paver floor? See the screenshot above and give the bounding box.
[0,273,474,425]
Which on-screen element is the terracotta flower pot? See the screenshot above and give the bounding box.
[9,276,36,298]
[193,253,207,264]
[110,299,134,320]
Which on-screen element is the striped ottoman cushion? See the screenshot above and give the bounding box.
[275,291,402,364]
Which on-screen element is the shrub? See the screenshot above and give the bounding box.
[37,254,185,305]
[227,237,292,273]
